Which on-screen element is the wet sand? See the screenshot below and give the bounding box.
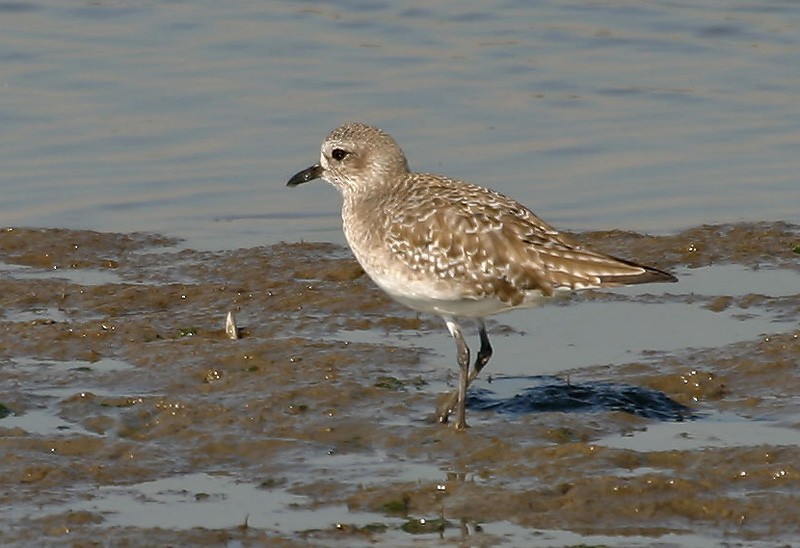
[1,223,799,546]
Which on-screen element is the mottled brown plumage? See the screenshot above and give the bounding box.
[288,122,676,429]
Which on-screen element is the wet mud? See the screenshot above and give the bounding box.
[0,223,798,546]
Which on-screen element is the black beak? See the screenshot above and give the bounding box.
[287,164,323,187]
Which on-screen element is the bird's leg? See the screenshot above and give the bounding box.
[474,319,493,375]
[438,319,470,429]
[437,320,493,427]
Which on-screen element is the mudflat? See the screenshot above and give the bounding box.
[0,223,798,546]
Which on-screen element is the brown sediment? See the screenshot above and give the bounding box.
[572,220,800,271]
[0,223,798,545]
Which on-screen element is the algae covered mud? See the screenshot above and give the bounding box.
[0,223,798,546]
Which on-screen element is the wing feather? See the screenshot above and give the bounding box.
[381,175,674,304]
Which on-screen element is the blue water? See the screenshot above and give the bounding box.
[1,0,798,250]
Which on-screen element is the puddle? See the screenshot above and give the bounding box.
[672,264,800,297]
[338,263,799,380]
[19,472,404,535]
[0,407,97,436]
[85,474,317,530]
[3,306,70,323]
[0,261,123,285]
[599,411,800,451]
[0,357,137,436]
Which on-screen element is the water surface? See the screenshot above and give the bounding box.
[1,0,798,249]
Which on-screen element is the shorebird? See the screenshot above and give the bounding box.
[287,123,677,429]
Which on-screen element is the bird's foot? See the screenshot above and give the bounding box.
[436,395,469,429]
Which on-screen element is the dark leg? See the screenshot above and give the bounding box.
[437,319,492,427]
[474,320,493,375]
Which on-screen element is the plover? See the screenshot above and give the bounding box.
[287,123,677,430]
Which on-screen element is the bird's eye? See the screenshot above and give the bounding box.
[331,148,349,161]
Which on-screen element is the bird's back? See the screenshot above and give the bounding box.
[344,172,675,311]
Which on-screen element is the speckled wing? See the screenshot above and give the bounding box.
[384,175,673,305]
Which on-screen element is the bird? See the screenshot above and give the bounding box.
[287,122,677,430]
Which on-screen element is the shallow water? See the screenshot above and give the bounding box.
[599,411,800,452]
[342,263,800,379]
[1,0,798,250]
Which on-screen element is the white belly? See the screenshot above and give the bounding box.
[367,268,545,318]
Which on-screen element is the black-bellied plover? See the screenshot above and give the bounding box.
[287,123,677,430]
